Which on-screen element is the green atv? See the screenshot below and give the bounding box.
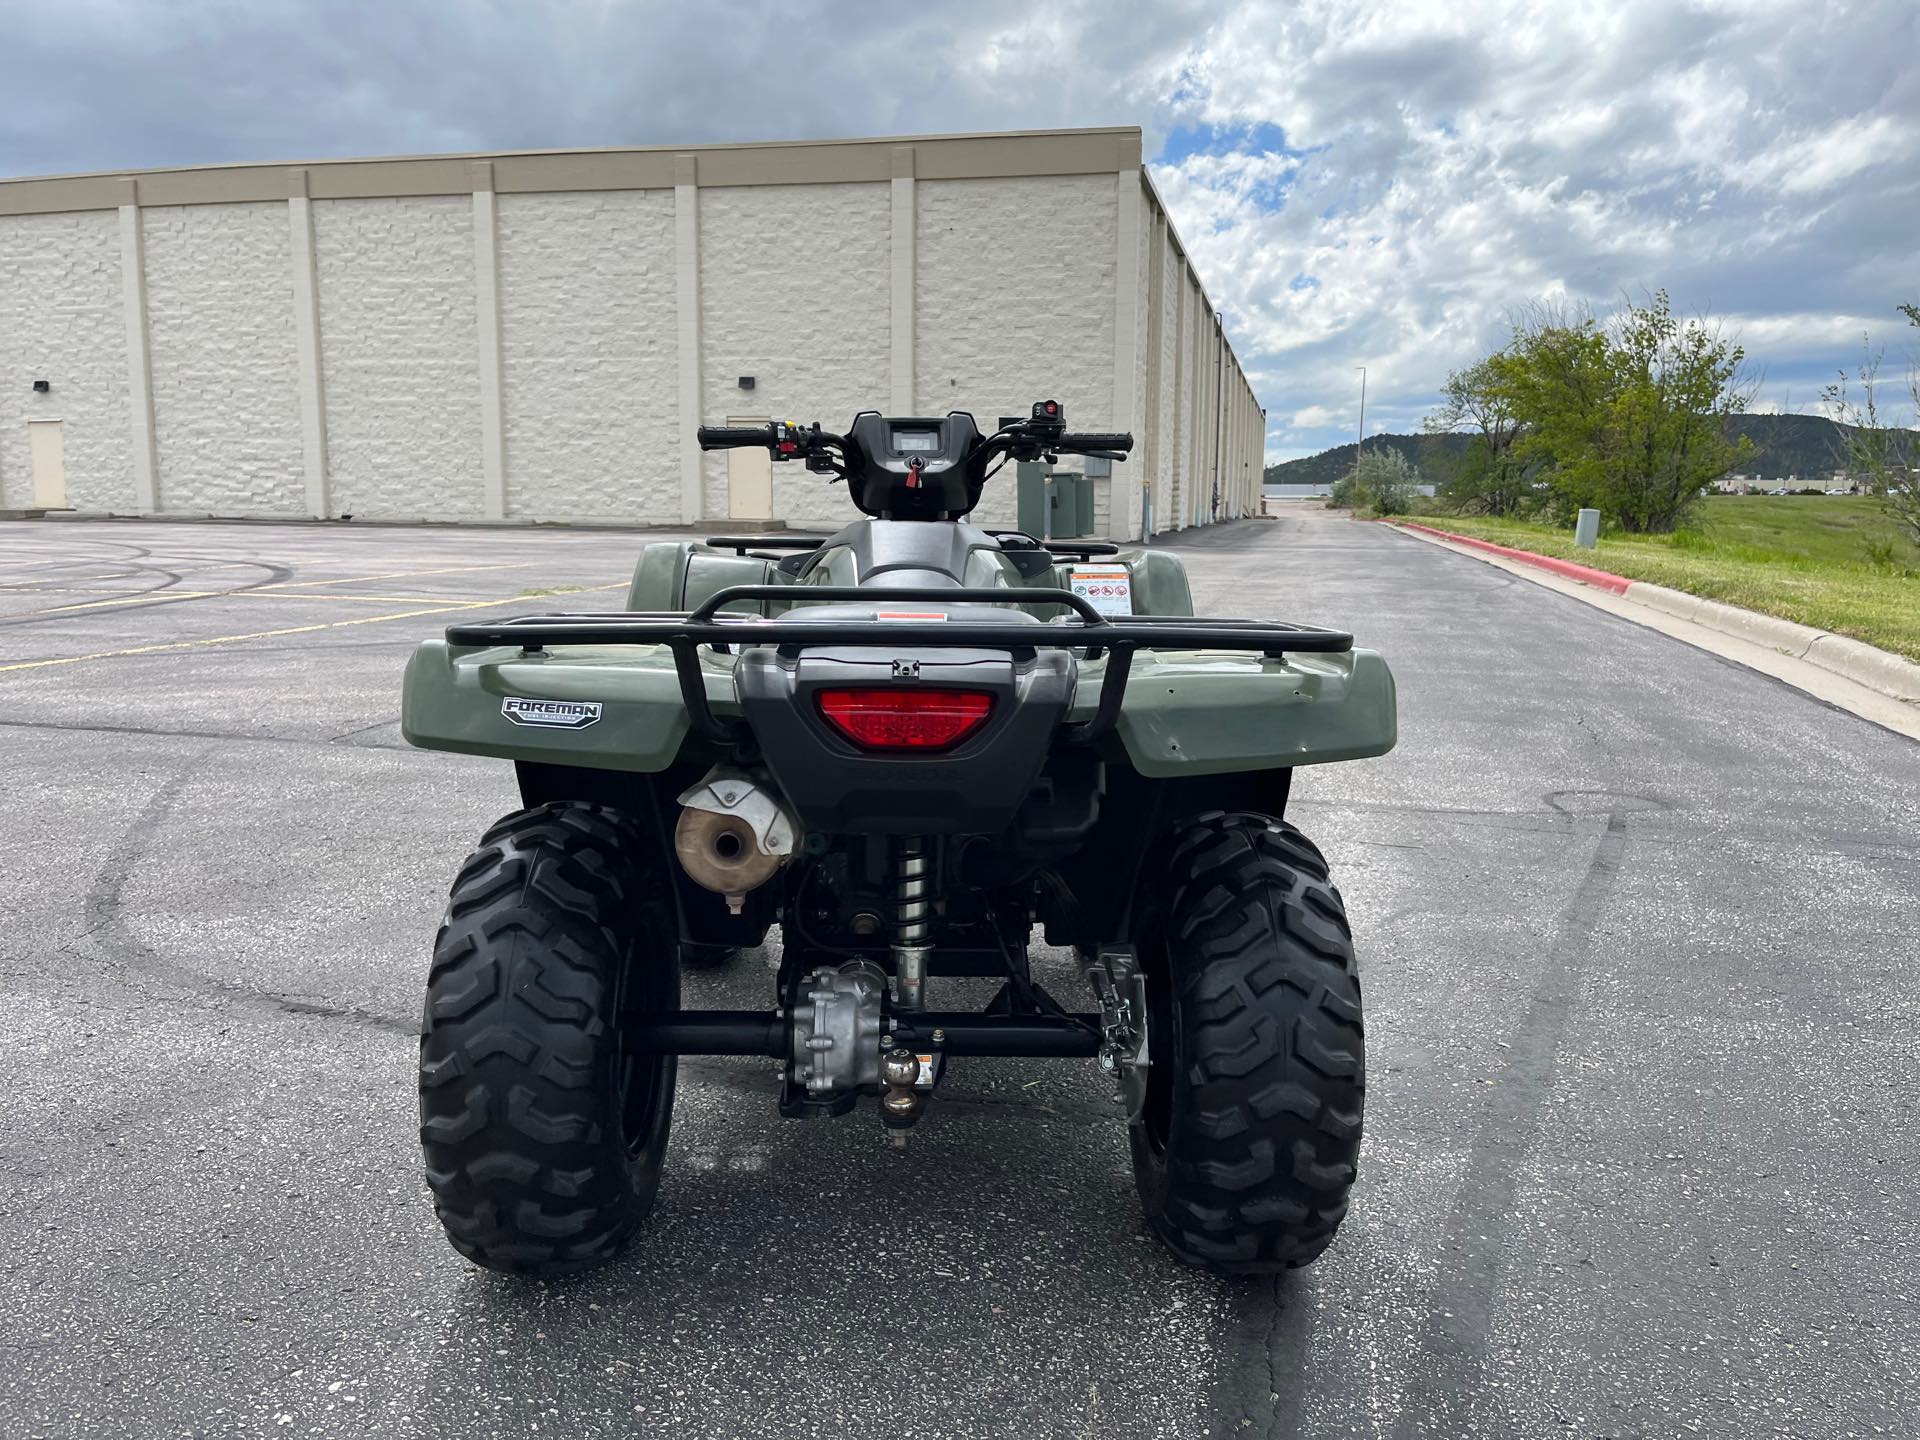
[402,401,1396,1277]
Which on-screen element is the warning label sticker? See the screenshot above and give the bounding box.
[1069,565,1133,617]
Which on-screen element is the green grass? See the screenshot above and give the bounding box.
[1418,496,1920,662]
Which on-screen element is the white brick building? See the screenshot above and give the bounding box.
[0,128,1264,539]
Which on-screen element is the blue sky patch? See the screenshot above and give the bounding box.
[1157,120,1303,166]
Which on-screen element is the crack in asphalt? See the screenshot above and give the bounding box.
[1212,803,1642,1440]
[1384,808,1633,1439]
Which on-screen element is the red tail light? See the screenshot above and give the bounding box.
[816,688,993,751]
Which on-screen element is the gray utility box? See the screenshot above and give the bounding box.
[1016,461,1047,537]
[1056,472,1091,539]
[1016,465,1092,539]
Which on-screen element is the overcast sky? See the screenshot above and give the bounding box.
[5,0,1915,461]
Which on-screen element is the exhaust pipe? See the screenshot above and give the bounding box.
[674,766,798,912]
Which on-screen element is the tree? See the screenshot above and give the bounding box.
[1492,303,1616,518]
[1352,447,1420,515]
[1496,292,1756,532]
[1425,357,1531,515]
[1605,293,1758,530]
[1822,303,1920,547]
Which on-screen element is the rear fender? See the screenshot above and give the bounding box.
[1091,648,1396,775]
[400,639,731,772]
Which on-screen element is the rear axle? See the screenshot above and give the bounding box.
[629,1009,1102,1059]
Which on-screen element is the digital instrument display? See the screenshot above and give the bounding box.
[892,428,940,453]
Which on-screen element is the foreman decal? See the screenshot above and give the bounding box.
[501,696,603,729]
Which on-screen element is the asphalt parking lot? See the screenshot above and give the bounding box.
[1,511,1916,1439]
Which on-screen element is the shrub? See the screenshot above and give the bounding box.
[1352,449,1420,516]
[1328,473,1365,509]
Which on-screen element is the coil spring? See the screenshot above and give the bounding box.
[893,837,931,947]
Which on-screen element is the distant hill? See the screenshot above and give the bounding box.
[1265,413,1859,487]
[1264,433,1462,489]
[1723,413,1854,477]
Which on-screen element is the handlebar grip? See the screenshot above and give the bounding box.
[696,425,775,450]
[1059,433,1134,454]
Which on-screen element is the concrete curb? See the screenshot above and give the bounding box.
[1803,632,1920,703]
[1388,521,1920,706]
[1395,521,1632,593]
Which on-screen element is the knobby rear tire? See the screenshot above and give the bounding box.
[419,802,678,1277]
[1130,811,1365,1272]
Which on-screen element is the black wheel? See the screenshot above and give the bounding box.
[1130,811,1364,1273]
[419,801,678,1276]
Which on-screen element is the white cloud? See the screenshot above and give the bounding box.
[1737,113,1919,196]
[1139,0,1920,458]
[4,0,1915,463]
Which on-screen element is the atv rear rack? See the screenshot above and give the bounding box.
[445,586,1352,745]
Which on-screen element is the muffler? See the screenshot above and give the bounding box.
[674,766,799,912]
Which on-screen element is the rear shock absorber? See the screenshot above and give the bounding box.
[891,836,931,1011]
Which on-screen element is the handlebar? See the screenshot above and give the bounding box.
[696,425,776,450]
[698,421,1133,458]
[1056,433,1133,454]
[694,408,1133,514]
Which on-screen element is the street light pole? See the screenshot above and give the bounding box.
[1355,366,1367,461]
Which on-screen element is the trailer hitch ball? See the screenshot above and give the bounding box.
[674,766,799,912]
[880,1048,925,1144]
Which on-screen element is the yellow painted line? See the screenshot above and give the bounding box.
[0,588,438,618]
[254,562,532,590]
[0,603,495,674]
[0,582,629,674]
[248,582,625,603]
[0,574,151,590]
[4,590,225,617]
[4,580,619,618]
[172,586,624,604]
[193,591,480,604]
[0,584,142,593]
[20,590,490,608]
[0,560,266,584]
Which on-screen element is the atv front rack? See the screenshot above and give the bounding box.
[444,586,1353,745]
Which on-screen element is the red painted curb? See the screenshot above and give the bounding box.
[1393,522,1634,595]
